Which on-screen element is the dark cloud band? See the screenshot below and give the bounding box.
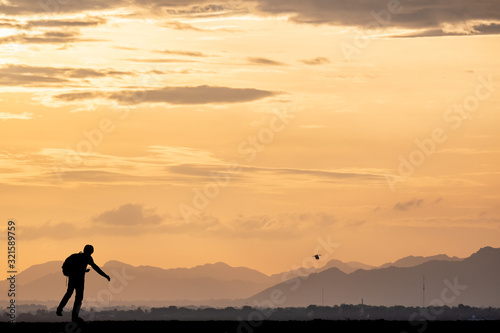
[55,85,282,105]
[253,0,500,31]
[3,0,500,37]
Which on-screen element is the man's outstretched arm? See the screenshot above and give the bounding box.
[91,262,111,281]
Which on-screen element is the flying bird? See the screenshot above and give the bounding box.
[313,254,321,260]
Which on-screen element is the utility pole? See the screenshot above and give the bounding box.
[422,275,426,307]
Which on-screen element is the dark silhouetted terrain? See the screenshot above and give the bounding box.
[246,247,500,308]
[6,304,500,322]
[3,247,499,309]
[2,319,500,333]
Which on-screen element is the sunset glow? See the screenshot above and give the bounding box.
[1,0,500,276]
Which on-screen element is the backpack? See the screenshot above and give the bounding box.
[62,253,81,277]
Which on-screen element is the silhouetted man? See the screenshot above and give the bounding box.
[56,244,110,322]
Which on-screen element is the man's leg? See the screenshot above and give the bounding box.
[72,275,85,321]
[57,278,75,316]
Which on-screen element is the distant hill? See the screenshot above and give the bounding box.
[379,254,462,269]
[0,248,492,307]
[270,253,456,281]
[318,259,375,274]
[134,261,270,284]
[14,261,63,286]
[244,247,500,308]
[0,260,274,305]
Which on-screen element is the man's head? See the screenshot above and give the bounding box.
[83,244,94,255]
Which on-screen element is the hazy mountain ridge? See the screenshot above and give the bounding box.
[5,261,274,303]
[245,247,500,308]
[11,261,62,286]
[1,248,494,307]
[318,259,376,274]
[379,254,462,269]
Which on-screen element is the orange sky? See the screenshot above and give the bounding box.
[1,0,500,276]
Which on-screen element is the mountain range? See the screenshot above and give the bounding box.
[1,247,498,308]
[247,247,499,308]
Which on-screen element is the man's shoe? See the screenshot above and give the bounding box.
[56,308,63,316]
[72,316,85,324]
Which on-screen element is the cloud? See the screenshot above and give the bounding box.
[4,146,385,188]
[0,30,102,45]
[24,17,107,29]
[384,215,500,228]
[152,2,249,20]
[19,210,220,240]
[394,198,424,211]
[161,19,240,32]
[253,0,500,35]
[54,85,282,105]
[392,22,500,38]
[147,146,221,165]
[264,166,384,181]
[19,208,340,240]
[392,29,465,38]
[46,170,155,184]
[154,49,212,57]
[168,164,387,182]
[0,72,67,86]
[160,3,241,16]
[162,20,205,31]
[4,0,498,38]
[92,203,163,226]
[0,0,244,18]
[43,162,386,187]
[0,64,133,86]
[0,112,33,121]
[124,58,198,63]
[300,57,330,65]
[0,0,125,15]
[0,17,23,28]
[0,17,107,47]
[1,146,223,187]
[247,57,288,66]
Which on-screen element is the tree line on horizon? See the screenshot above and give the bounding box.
[4,304,500,323]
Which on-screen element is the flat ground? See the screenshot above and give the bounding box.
[2,320,499,333]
